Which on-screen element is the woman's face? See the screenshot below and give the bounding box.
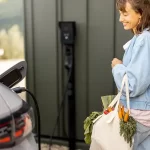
[119,2,141,33]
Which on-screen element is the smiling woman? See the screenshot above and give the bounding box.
[112,0,150,150]
[90,0,150,150]
[116,0,150,34]
[118,2,141,34]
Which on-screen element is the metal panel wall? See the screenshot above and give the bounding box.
[24,0,132,148]
[88,0,115,113]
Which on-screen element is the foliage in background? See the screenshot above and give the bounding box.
[0,25,24,59]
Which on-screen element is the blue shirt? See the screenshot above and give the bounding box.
[112,29,150,110]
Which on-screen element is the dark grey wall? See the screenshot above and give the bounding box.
[24,0,132,148]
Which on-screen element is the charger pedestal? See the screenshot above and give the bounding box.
[59,21,76,150]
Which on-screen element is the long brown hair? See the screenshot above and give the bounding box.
[116,0,150,34]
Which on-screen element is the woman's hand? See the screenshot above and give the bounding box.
[111,58,122,68]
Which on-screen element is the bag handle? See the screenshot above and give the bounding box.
[106,74,130,123]
[114,74,130,112]
[125,74,130,113]
[108,74,130,109]
[93,74,130,124]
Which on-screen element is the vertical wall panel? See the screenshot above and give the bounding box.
[88,0,115,113]
[24,0,35,94]
[32,0,58,135]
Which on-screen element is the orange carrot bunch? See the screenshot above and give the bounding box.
[118,104,129,122]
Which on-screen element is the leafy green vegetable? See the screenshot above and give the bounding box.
[101,95,116,110]
[120,116,136,147]
[84,112,102,144]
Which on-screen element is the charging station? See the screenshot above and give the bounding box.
[59,21,76,150]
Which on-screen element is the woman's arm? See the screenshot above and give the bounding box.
[112,33,150,97]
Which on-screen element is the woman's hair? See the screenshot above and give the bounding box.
[116,0,150,33]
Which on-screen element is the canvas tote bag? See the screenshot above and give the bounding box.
[90,74,133,150]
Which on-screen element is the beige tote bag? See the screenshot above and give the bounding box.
[90,74,133,150]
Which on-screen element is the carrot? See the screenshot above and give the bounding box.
[121,106,125,117]
[107,107,112,112]
[118,104,121,111]
[118,105,123,119]
[124,110,129,122]
[118,110,123,119]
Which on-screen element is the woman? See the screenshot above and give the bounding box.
[112,0,150,149]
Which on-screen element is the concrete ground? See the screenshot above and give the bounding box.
[41,144,68,150]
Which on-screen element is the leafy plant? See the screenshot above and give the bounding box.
[120,115,136,147]
[84,111,102,144]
